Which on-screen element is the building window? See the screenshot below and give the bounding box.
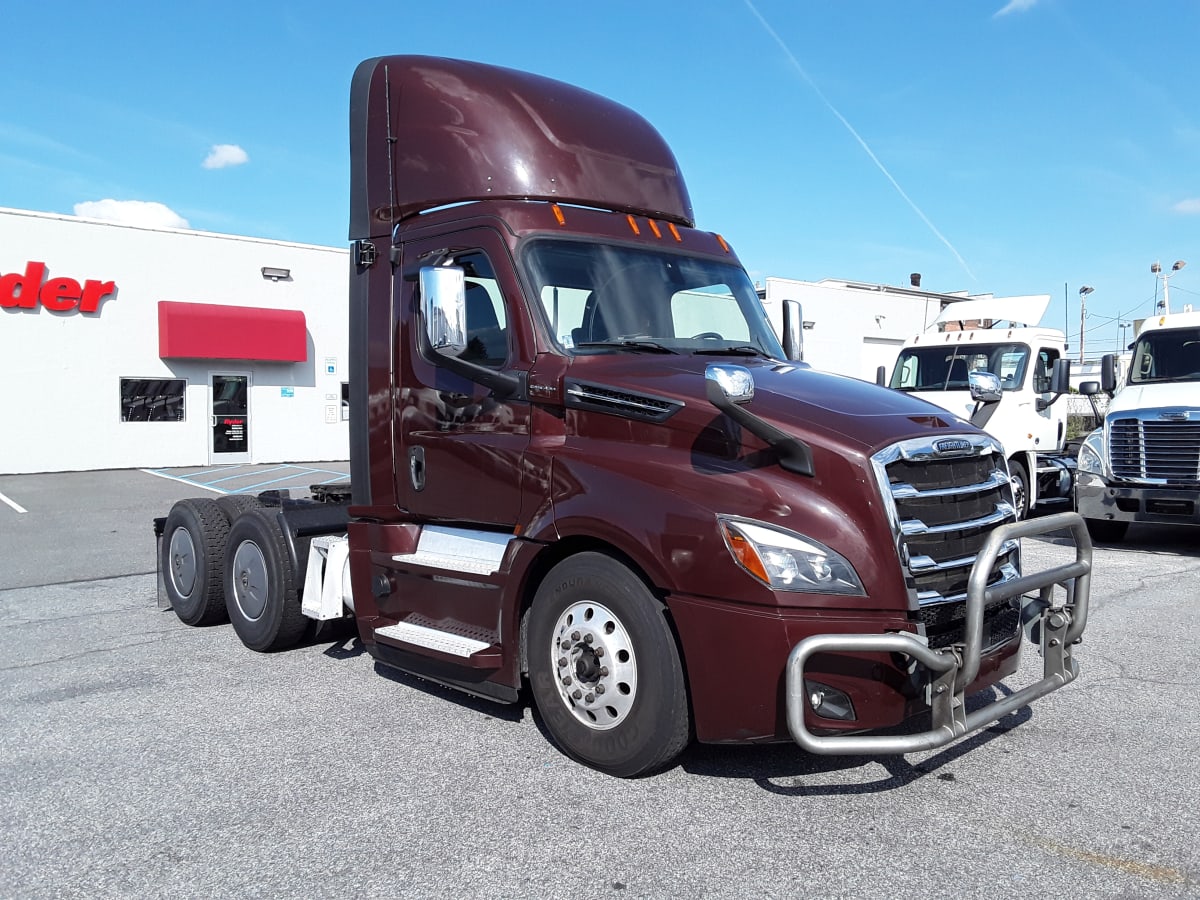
[120,378,186,422]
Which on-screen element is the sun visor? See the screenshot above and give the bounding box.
[935,294,1051,328]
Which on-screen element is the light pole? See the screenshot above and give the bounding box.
[1078,285,1094,363]
[1118,320,1130,353]
[1151,260,1186,314]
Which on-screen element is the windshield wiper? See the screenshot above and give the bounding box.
[576,340,679,354]
[692,345,761,357]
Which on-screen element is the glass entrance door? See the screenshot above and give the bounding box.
[209,373,251,464]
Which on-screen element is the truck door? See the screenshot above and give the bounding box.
[394,229,532,527]
[1032,347,1064,449]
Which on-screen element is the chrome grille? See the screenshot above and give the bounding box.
[872,434,1020,649]
[1109,414,1200,482]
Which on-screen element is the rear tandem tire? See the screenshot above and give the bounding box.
[215,493,264,523]
[161,498,231,626]
[527,552,690,778]
[224,508,308,652]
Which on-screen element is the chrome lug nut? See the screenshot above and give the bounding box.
[562,676,572,686]
[595,684,605,695]
[571,689,582,700]
[584,693,595,704]
[583,634,593,644]
[571,631,581,642]
[593,647,604,657]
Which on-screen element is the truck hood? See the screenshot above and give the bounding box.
[890,389,973,421]
[566,354,975,455]
[1108,381,1200,416]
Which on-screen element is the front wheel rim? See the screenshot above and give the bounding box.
[550,600,637,730]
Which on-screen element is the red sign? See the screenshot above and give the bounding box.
[0,261,117,314]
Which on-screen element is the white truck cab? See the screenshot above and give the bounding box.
[888,294,1073,517]
[1076,308,1200,541]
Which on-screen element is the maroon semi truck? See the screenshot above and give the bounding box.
[157,55,1092,777]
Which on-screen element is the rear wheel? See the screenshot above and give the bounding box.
[1085,518,1128,543]
[527,553,690,777]
[1008,458,1029,520]
[216,493,263,523]
[224,508,308,652]
[161,498,230,626]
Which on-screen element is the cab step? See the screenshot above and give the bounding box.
[374,621,501,666]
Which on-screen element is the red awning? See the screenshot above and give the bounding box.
[158,301,307,362]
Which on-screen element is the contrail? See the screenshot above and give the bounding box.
[743,0,976,280]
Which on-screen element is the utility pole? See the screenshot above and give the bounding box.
[1078,285,1094,364]
[1152,260,1187,314]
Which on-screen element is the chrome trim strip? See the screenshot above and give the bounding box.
[565,384,670,414]
[900,503,1016,536]
[891,468,1010,499]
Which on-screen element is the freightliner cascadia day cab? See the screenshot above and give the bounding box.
[1076,308,1200,541]
[157,56,1093,777]
[886,294,1077,519]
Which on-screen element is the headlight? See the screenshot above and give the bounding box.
[719,517,865,595]
[1076,429,1107,476]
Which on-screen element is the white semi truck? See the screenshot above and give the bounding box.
[1076,308,1200,541]
[886,294,1075,518]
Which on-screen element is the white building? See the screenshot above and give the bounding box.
[1,207,350,474]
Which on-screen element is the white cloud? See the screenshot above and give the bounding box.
[994,0,1038,16]
[1173,198,1200,214]
[74,199,190,229]
[202,143,249,169]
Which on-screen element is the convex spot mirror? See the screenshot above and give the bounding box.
[420,266,467,357]
[706,364,755,403]
[968,370,1002,403]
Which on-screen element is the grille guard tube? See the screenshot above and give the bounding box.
[786,511,1092,755]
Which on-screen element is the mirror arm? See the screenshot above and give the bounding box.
[705,379,814,476]
[414,312,526,399]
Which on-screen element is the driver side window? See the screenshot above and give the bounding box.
[455,251,510,369]
[1033,349,1057,393]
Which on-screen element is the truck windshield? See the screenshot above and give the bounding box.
[523,239,784,358]
[1129,327,1200,384]
[890,343,1031,392]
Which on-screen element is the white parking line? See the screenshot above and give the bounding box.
[0,491,28,514]
[140,469,225,493]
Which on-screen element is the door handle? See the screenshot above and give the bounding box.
[409,447,426,492]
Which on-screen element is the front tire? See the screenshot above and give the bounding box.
[1009,458,1029,520]
[161,498,230,626]
[527,553,690,777]
[224,508,308,652]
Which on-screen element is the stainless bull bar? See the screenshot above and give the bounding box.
[786,511,1092,755]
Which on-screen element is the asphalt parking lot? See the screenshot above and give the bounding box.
[1,468,1198,898]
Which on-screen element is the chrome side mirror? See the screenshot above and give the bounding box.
[705,364,755,403]
[968,370,1002,403]
[420,266,467,357]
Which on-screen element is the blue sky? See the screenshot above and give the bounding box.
[3,0,1197,356]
